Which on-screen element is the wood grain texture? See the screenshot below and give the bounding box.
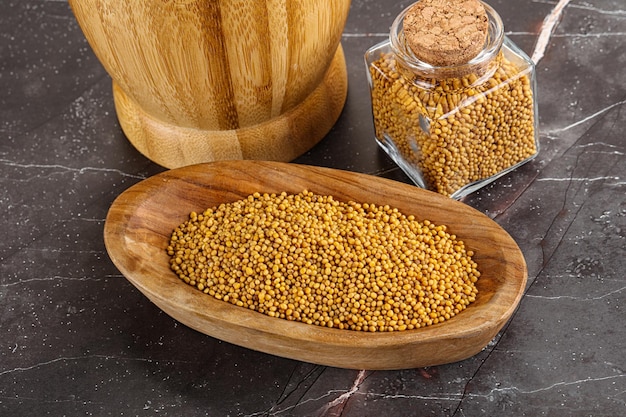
[103,161,527,370]
[68,0,350,167]
[111,45,347,167]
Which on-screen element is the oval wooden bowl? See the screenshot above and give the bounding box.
[104,161,527,370]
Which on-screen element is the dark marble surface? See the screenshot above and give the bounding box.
[1,1,625,416]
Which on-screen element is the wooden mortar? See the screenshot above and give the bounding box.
[68,0,351,168]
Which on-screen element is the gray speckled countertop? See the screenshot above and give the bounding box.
[1,1,625,416]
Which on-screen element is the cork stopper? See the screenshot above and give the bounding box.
[403,0,489,67]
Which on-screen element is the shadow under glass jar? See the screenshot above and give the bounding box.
[365,1,539,198]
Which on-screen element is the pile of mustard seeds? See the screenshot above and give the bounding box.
[167,191,479,332]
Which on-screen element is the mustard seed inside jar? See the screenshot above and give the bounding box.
[365,0,539,198]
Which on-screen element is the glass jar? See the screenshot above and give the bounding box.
[365,1,539,198]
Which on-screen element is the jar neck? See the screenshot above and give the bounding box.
[390,0,504,85]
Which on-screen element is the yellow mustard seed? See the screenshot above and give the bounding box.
[167,191,480,332]
[368,51,537,197]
